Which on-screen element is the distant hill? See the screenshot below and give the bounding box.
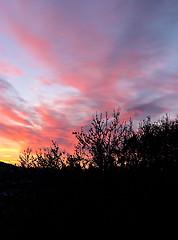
[0,160,18,169]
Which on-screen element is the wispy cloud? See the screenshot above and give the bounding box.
[0,0,178,158]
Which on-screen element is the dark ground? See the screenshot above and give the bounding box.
[0,162,177,237]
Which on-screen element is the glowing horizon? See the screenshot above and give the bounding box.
[0,0,178,164]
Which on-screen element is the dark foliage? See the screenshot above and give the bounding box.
[137,115,178,170]
[73,109,178,172]
[19,108,178,172]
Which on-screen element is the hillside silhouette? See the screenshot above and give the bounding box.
[0,108,178,236]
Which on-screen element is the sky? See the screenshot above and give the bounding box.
[0,0,178,163]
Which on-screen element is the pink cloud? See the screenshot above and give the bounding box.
[0,61,22,77]
[1,0,124,118]
[7,24,54,68]
[0,105,31,126]
[0,0,178,161]
[2,0,115,84]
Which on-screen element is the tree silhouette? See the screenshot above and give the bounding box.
[73,108,134,170]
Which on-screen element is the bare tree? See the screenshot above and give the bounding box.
[73,108,133,170]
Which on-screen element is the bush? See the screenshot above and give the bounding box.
[19,108,178,172]
[19,140,67,170]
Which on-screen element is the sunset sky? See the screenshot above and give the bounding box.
[0,0,178,163]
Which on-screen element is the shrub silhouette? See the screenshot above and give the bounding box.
[136,115,178,170]
[19,140,67,169]
[19,108,178,172]
[18,146,38,169]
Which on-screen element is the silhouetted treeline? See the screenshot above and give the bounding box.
[19,108,178,172]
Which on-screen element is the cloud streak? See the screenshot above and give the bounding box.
[0,0,178,161]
